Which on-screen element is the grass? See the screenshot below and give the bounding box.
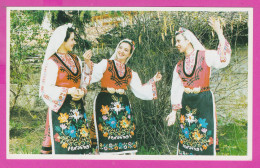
[217,122,247,156]
[9,106,45,154]
[137,146,159,155]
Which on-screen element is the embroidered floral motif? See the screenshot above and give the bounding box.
[192,130,203,141]
[125,105,131,115]
[202,145,207,150]
[182,128,190,138]
[133,123,136,130]
[54,133,61,142]
[67,125,77,138]
[106,117,117,129]
[120,118,130,128]
[179,105,214,153]
[180,115,185,123]
[58,113,69,123]
[99,141,138,151]
[98,123,103,131]
[70,109,82,122]
[62,143,68,149]
[80,126,89,137]
[54,100,91,152]
[102,115,108,121]
[98,94,136,148]
[103,132,108,137]
[185,113,197,126]
[208,137,214,145]
[101,105,109,115]
[111,102,124,115]
[201,128,207,133]
[198,118,208,128]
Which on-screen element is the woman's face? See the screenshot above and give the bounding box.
[116,42,131,63]
[175,34,190,53]
[64,32,76,52]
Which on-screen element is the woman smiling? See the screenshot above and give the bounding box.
[84,39,162,155]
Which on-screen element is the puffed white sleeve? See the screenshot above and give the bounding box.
[40,59,68,112]
[205,39,232,69]
[82,59,107,84]
[171,65,184,111]
[129,70,157,100]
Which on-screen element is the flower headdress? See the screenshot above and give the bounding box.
[175,27,187,35]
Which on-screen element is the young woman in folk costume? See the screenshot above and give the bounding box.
[166,17,231,155]
[39,24,92,154]
[84,39,162,155]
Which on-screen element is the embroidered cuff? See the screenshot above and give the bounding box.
[81,88,88,95]
[51,87,68,112]
[149,78,157,100]
[83,61,94,85]
[217,39,231,62]
[172,104,182,111]
[83,61,94,75]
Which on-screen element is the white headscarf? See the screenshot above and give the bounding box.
[39,23,73,96]
[176,27,205,51]
[109,38,135,64]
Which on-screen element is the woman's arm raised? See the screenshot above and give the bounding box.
[205,17,232,69]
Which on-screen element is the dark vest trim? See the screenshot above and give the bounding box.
[54,53,79,76]
[112,60,128,79]
[183,50,199,77]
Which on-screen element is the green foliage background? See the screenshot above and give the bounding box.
[9,10,248,155]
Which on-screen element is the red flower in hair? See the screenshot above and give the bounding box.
[132,41,135,50]
[178,27,184,33]
[175,27,186,35]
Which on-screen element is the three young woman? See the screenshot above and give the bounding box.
[166,17,231,155]
[40,16,231,155]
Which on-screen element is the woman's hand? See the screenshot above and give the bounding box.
[68,87,77,95]
[153,72,162,82]
[68,87,84,101]
[166,110,177,126]
[209,17,223,35]
[83,50,92,64]
[71,89,84,101]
